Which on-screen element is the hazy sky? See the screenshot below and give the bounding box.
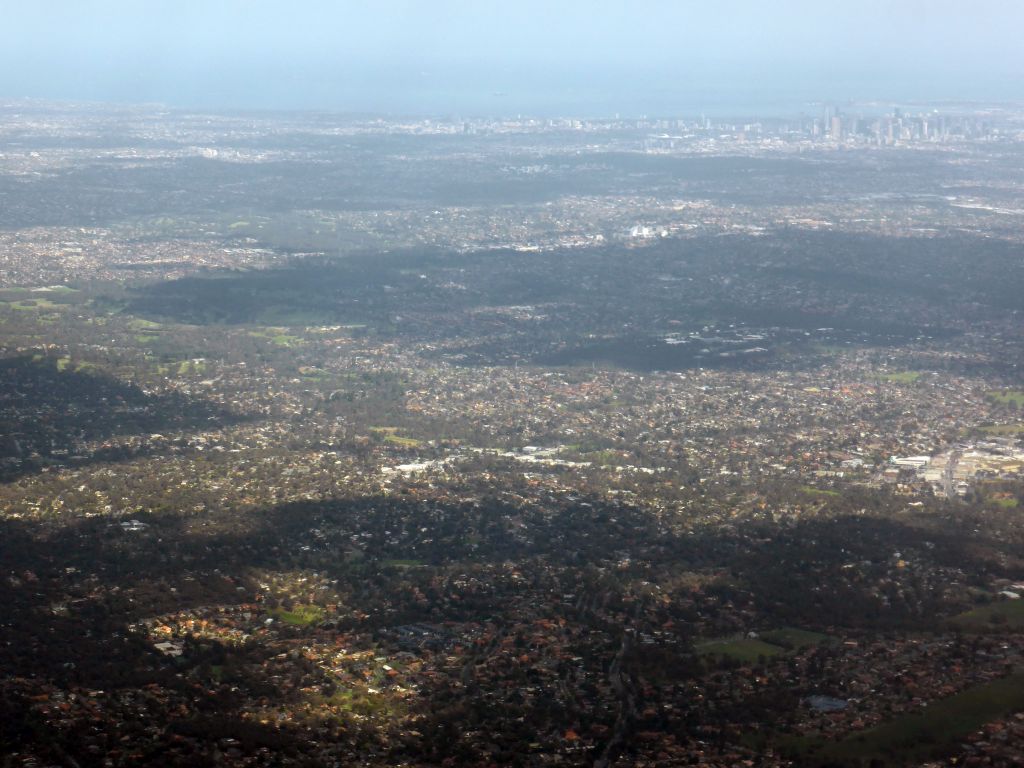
[3,1,1023,115]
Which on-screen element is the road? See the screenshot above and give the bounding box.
[943,447,962,499]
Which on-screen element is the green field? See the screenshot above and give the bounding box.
[249,329,302,347]
[270,604,324,627]
[321,687,404,718]
[988,390,1024,408]
[883,371,922,384]
[782,672,1024,766]
[384,434,421,447]
[760,628,830,650]
[697,627,831,664]
[177,360,207,376]
[951,599,1024,631]
[977,423,1024,436]
[8,298,63,311]
[151,359,206,376]
[800,485,841,498]
[50,356,95,374]
[128,318,164,331]
[298,366,328,382]
[696,637,786,663]
[370,427,422,448]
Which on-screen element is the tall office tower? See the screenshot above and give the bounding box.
[830,115,843,140]
[870,119,882,144]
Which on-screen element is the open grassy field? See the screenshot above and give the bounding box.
[781,672,1024,766]
[320,686,405,719]
[177,359,207,375]
[249,328,302,347]
[800,485,841,498]
[696,637,786,663]
[383,434,422,447]
[7,298,64,311]
[951,600,1024,631]
[128,318,164,331]
[760,628,830,650]
[976,423,1024,436]
[883,371,922,384]
[270,604,324,627]
[988,390,1024,408]
[150,359,206,376]
[370,427,423,448]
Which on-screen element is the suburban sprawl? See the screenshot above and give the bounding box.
[2,100,1024,767]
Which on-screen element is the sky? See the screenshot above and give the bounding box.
[3,1,1023,116]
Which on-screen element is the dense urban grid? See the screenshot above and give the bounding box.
[2,99,1024,767]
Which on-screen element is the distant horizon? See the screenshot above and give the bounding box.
[3,85,1022,124]
[4,1,1023,119]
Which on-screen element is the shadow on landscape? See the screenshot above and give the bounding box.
[0,355,245,482]
[0,487,1009,765]
[123,248,471,326]
[121,230,1021,374]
